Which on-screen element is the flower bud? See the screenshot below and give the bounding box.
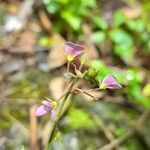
[100,75,122,89]
[86,68,98,78]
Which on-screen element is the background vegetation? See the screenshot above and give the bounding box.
[0,0,149,149]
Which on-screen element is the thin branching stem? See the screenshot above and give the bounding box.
[46,78,79,149]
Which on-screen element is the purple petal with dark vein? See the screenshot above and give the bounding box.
[75,45,84,51]
[65,42,75,54]
[73,49,83,57]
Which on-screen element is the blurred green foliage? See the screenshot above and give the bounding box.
[91,60,150,108]
[43,0,150,109]
[44,0,150,57]
[0,0,150,149]
[67,107,95,130]
[10,69,51,99]
[44,0,96,31]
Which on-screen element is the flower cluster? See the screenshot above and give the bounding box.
[35,42,122,143]
[35,42,121,117]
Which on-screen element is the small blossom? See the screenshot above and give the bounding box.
[65,42,84,61]
[100,75,122,89]
[35,100,56,120]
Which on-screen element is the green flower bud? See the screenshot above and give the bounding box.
[86,68,98,78]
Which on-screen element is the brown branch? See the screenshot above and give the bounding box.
[74,87,101,101]
[99,110,150,150]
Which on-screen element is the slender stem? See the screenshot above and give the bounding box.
[75,88,101,101]
[80,88,100,91]
[57,78,78,120]
[46,78,79,149]
[79,63,83,71]
[67,62,70,72]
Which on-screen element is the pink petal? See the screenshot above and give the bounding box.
[65,42,84,57]
[75,44,84,51]
[73,50,83,57]
[73,44,84,57]
[35,105,48,116]
[65,42,75,54]
[42,100,52,112]
[102,75,121,89]
[103,75,118,85]
[42,100,51,107]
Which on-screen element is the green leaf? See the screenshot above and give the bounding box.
[91,31,105,43]
[109,29,133,45]
[61,11,81,30]
[126,19,145,32]
[125,70,150,108]
[44,0,51,5]
[127,83,150,108]
[114,43,134,57]
[57,0,69,4]
[68,107,95,129]
[39,37,53,46]
[113,11,126,27]
[92,16,108,30]
[109,29,134,56]
[46,2,60,14]
[81,0,96,7]
[125,69,139,82]
[90,60,111,81]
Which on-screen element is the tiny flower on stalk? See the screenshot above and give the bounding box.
[35,100,57,120]
[65,42,84,62]
[100,75,122,89]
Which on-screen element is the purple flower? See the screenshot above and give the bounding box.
[100,75,122,89]
[65,42,84,59]
[35,100,56,120]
